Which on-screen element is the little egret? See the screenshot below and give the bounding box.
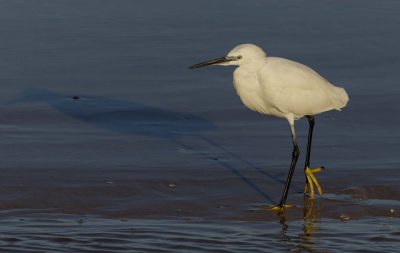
[190,44,349,212]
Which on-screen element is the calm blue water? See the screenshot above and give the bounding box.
[0,0,399,170]
[0,0,399,252]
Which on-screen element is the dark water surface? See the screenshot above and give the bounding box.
[0,214,398,253]
[0,0,399,252]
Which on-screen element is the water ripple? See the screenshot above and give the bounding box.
[0,215,398,252]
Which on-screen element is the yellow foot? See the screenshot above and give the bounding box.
[304,166,324,199]
[266,204,294,214]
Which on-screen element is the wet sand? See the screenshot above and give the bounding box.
[0,166,400,252]
[0,165,399,252]
[0,166,399,221]
[0,0,399,252]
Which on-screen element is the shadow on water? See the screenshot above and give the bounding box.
[16,88,284,204]
[14,89,326,248]
[18,88,214,139]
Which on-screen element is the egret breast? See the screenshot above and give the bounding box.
[233,67,284,117]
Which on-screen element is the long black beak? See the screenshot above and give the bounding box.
[189,57,232,69]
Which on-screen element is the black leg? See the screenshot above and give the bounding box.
[303,115,324,199]
[278,122,300,208]
[304,115,315,168]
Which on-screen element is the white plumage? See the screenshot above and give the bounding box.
[227,44,349,122]
[190,43,349,213]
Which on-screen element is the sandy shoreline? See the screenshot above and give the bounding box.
[0,166,398,221]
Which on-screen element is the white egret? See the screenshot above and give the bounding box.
[190,44,349,213]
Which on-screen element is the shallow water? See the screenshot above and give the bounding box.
[0,215,398,253]
[0,0,399,252]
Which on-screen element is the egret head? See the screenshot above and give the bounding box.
[189,44,267,69]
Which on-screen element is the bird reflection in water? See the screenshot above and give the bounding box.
[279,199,322,253]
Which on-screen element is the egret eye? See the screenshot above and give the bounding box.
[237,55,242,59]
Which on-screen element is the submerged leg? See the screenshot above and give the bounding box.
[304,115,324,199]
[270,119,299,213]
